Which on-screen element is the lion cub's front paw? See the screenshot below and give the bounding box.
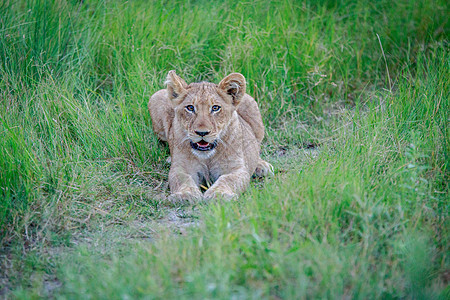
[168,190,202,204]
[254,159,274,177]
[204,188,237,201]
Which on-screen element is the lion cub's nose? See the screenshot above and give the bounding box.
[195,131,210,137]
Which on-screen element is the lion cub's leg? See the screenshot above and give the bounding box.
[254,159,274,177]
[204,168,250,201]
[168,166,202,203]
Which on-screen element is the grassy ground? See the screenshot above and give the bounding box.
[0,0,448,298]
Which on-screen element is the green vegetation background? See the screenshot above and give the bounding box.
[0,0,448,298]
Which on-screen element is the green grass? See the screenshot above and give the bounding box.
[0,0,448,298]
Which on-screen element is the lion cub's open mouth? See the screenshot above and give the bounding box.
[190,140,217,151]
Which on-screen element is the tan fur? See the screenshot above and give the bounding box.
[148,71,273,201]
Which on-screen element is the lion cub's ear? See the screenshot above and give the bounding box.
[165,70,188,101]
[218,73,246,106]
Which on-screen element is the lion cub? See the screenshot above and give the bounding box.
[148,71,272,201]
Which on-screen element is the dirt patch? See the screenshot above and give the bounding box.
[158,207,200,236]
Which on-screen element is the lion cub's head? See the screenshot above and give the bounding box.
[166,71,246,158]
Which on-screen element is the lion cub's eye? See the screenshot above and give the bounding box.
[185,105,195,112]
[211,105,221,112]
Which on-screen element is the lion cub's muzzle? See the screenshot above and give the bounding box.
[189,131,218,152]
[189,129,219,152]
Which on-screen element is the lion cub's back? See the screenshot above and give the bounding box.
[237,94,265,143]
[148,89,173,142]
